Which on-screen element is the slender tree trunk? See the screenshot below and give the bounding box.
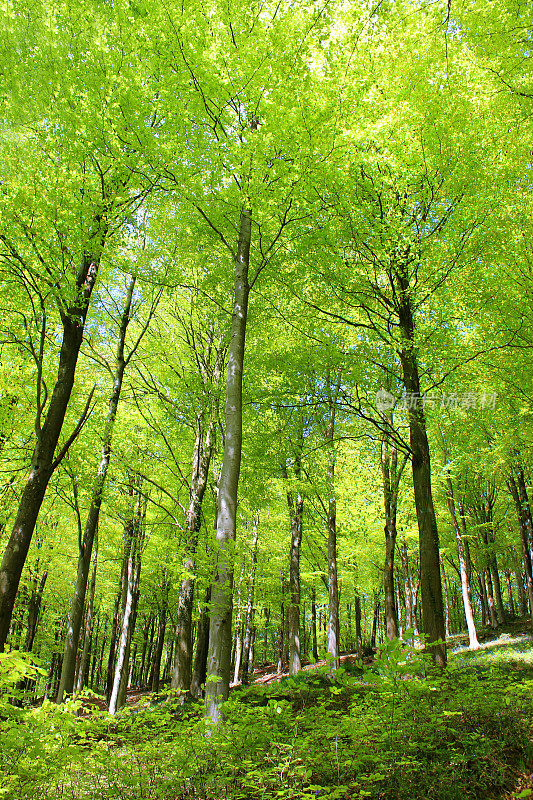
[505,571,515,616]
[262,606,270,665]
[278,574,286,673]
[106,591,121,701]
[445,472,478,648]
[508,474,533,619]
[151,593,168,693]
[23,570,47,653]
[311,589,318,661]
[490,558,505,624]
[325,366,342,670]
[57,276,136,700]
[485,570,498,628]
[370,595,380,649]
[0,232,107,650]
[232,561,245,685]
[283,434,304,676]
[354,590,362,656]
[440,557,450,638]
[205,208,251,723]
[172,402,219,691]
[191,586,211,698]
[476,573,487,627]
[241,516,259,685]
[380,401,407,641]
[109,482,145,715]
[75,542,98,694]
[142,616,156,688]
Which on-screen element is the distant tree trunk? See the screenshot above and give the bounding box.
[109,480,145,715]
[57,275,136,701]
[106,591,121,701]
[485,570,498,628]
[138,615,151,688]
[278,575,286,673]
[0,204,110,650]
[476,573,487,627]
[282,431,304,676]
[380,401,407,641]
[396,579,404,636]
[75,542,98,694]
[505,571,515,616]
[400,542,419,641]
[23,569,47,653]
[508,474,533,619]
[142,616,156,688]
[262,606,270,665]
[440,557,450,638]
[151,583,169,693]
[370,595,380,649]
[232,558,246,685]
[172,374,221,693]
[445,470,478,648]
[490,560,506,624]
[95,623,107,693]
[191,586,211,698]
[205,208,251,723]
[354,590,362,656]
[241,516,259,686]
[325,366,342,671]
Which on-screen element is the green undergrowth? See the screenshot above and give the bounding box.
[2,635,533,800]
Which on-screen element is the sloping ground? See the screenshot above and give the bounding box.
[27,622,533,800]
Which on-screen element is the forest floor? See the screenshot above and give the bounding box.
[3,621,533,800]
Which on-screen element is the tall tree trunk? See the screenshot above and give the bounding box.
[205,208,251,723]
[241,516,259,685]
[397,291,446,667]
[0,220,108,650]
[445,471,478,648]
[57,275,136,700]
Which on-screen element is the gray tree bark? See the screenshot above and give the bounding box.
[205,208,251,723]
